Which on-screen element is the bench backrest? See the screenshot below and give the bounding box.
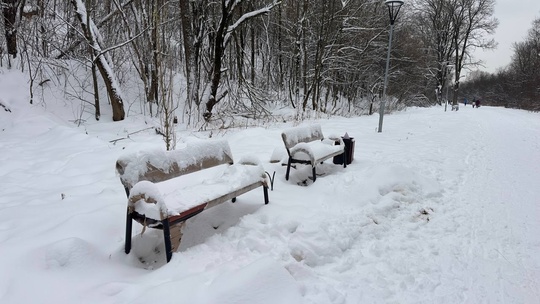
[116,139,233,192]
[281,124,324,152]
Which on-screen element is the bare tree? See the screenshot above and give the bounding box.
[157,68,178,151]
[410,0,497,107]
[1,0,20,66]
[450,0,497,107]
[459,17,539,111]
[413,0,456,104]
[509,17,540,108]
[203,0,281,121]
[11,0,509,126]
[179,0,207,123]
[71,0,126,121]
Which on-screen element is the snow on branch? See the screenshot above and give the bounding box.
[224,0,281,46]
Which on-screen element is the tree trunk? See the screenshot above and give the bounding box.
[204,0,279,121]
[2,0,18,58]
[112,0,154,115]
[149,0,160,117]
[277,3,283,88]
[87,0,100,120]
[92,61,100,120]
[301,0,308,110]
[71,0,125,121]
[250,21,255,84]
[204,1,230,121]
[179,0,195,117]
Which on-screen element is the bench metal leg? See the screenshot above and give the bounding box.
[263,186,269,204]
[162,219,173,263]
[125,209,133,254]
[285,158,292,180]
[312,166,317,182]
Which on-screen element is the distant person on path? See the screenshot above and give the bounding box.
[464,98,468,106]
[475,99,481,108]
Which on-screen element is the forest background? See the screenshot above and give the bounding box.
[1,0,539,138]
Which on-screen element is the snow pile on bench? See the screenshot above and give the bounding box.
[130,158,267,220]
[116,138,233,190]
[281,124,324,149]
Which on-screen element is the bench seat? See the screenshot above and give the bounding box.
[129,162,266,222]
[289,139,344,164]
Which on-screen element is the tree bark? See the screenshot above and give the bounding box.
[204,0,280,121]
[203,0,230,121]
[180,0,205,123]
[71,0,125,121]
[2,0,18,58]
[450,0,497,106]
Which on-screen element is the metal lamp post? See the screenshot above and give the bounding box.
[378,0,404,133]
[444,64,454,112]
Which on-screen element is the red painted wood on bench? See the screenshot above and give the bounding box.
[169,203,207,224]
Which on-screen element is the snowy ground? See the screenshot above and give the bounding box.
[1,70,540,303]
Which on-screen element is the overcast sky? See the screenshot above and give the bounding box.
[471,0,540,74]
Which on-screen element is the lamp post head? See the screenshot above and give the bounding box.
[384,0,404,25]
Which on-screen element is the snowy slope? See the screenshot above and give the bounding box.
[1,70,540,303]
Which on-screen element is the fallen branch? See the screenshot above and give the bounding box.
[0,101,11,112]
[109,127,154,144]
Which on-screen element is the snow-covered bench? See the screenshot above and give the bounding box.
[281,124,346,182]
[116,139,269,263]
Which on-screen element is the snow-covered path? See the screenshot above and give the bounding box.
[368,106,540,303]
[1,94,539,304]
[285,106,540,303]
[445,108,540,303]
[372,106,540,303]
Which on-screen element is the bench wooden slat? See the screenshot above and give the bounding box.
[169,222,186,253]
[281,124,324,150]
[130,179,267,226]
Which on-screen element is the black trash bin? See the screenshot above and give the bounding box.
[333,134,355,165]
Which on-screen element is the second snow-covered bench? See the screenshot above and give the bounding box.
[116,139,269,263]
[281,124,346,182]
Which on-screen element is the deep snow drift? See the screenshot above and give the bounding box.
[1,70,539,303]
